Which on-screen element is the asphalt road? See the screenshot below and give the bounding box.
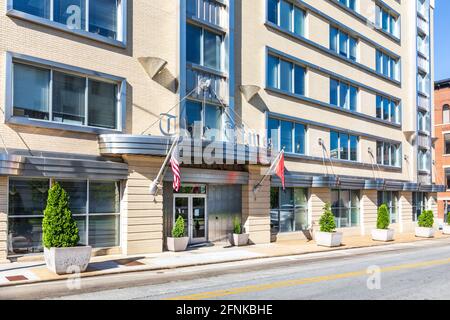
[3,238,450,300]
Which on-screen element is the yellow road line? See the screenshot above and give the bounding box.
[165,257,450,300]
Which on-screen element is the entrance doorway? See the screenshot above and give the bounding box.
[173,194,207,244]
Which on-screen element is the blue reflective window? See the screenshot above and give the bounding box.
[294,123,305,154]
[204,104,222,141]
[89,0,117,39]
[280,0,292,31]
[280,60,293,92]
[339,32,348,58]
[13,0,50,19]
[186,24,201,65]
[280,121,293,153]
[376,96,382,119]
[340,133,349,160]
[330,27,338,53]
[350,136,358,161]
[268,55,279,89]
[293,6,305,36]
[54,0,86,30]
[330,79,339,106]
[268,0,278,24]
[349,37,357,61]
[330,131,339,159]
[186,101,202,138]
[294,65,305,95]
[383,98,390,121]
[339,82,349,109]
[204,30,222,70]
[349,86,358,111]
[268,118,280,150]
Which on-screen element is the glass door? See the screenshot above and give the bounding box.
[173,195,207,245]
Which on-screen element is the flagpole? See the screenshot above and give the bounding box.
[253,149,284,194]
[149,135,180,197]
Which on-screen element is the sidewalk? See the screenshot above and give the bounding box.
[1,232,450,287]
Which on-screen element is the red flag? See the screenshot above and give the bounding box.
[275,151,285,190]
[170,143,181,192]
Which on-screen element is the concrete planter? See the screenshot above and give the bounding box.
[229,233,249,246]
[443,225,450,235]
[315,231,343,247]
[167,237,189,252]
[415,227,435,238]
[371,229,395,242]
[44,246,92,275]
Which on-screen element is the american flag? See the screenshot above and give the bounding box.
[170,142,181,192]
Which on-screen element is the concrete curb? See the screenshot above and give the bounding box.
[1,236,446,289]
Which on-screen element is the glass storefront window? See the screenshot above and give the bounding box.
[331,190,360,228]
[8,178,121,255]
[378,191,399,224]
[270,187,308,233]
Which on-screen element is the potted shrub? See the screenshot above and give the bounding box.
[167,215,189,252]
[42,183,91,275]
[371,204,394,242]
[315,203,342,247]
[229,217,249,246]
[443,217,450,235]
[415,210,435,238]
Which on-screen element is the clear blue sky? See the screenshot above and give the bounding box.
[435,0,450,81]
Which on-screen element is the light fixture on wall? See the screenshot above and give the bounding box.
[138,57,168,79]
[239,85,261,102]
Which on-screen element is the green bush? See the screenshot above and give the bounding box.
[418,210,434,228]
[319,203,336,233]
[376,204,390,230]
[172,215,186,238]
[42,182,79,248]
[233,217,242,234]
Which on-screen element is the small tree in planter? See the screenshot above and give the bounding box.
[315,203,342,247]
[167,215,189,252]
[416,210,435,238]
[42,183,91,275]
[443,214,450,235]
[372,204,394,242]
[230,217,249,247]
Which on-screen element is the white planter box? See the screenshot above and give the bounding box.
[229,233,249,246]
[371,229,394,242]
[443,225,450,235]
[44,246,92,275]
[167,237,189,252]
[315,231,343,247]
[415,227,435,238]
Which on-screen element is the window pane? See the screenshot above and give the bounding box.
[350,135,358,161]
[330,79,339,105]
[89,0,117,39]
[268,0,278,24]
[390,101,397,123]
[268,118,280,150]
[280,121,293,153]
[204,30,221,70]
[13,63,50,120]
[270,187,280,209]
[330,27,338,52]
[349,86,358,111]
[293,7,304,36]
[376,50,382,73]
[204,104,222,141]
[57,180,87,214]
[382,10,389,31]
[382,54,389,76]
[280,0,292,31]
[330,131,339,158]
[376,96,382,118]
[339,82,348,108]
[339,31,348,57]
[88,215,120,248]
[186,24,201,65]
[8,179,49,216]
[88,79,117,129]
[52,71,86,125]
[187,0,197,16]
[349,37,357,61]
[390,144,397,166]
[294,123,305,154]
[186,101,202,139]
[74,216,87,245]
[340,133,349,160]
[54,0,86,30]
[377,141,383,164]
[267,55,279,89]
[8,217,43,255]
[294,65,305,95]
[89,182,120,214]
[13,0,50,18]
[280,60,293,92]
[383,98,390,121]
[383,143,390,166]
